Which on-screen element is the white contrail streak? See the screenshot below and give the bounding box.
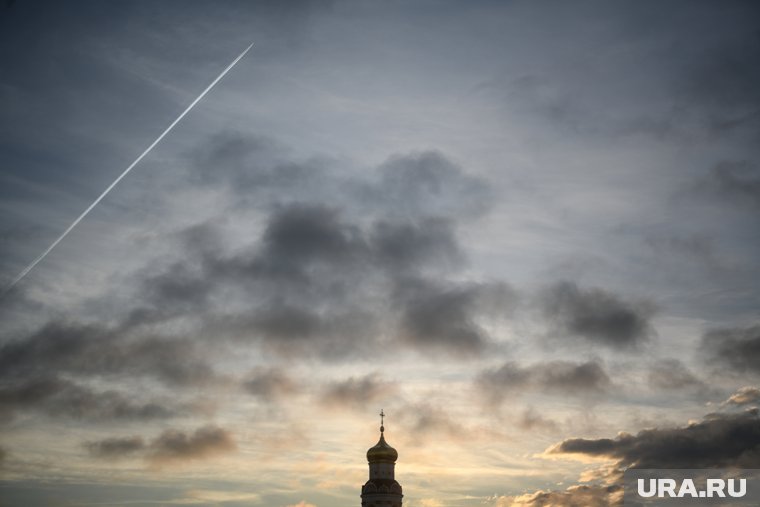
[4,43,254,294]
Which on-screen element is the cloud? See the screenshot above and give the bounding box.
[647,359,709,392]
[477,360,610,404]
[517,407,559,433]
[695,161,760,210]
[679,34,760,135]
[723,386,760,407]
[399,402,467,441]
[0,321,220,387]
[366,151,493,220]
[493,484,623,507]
[86,425,236,466]
[258,204,368,269]
[701,324,760,374]
[148,425,236,465]
[321,374,397,410]
[85,436,145,458]
[548,409,760,468]
[182,490,261,503]
[284,502,317,507]
[643,232,725,271]
[0,376,175,422]
[122,157,497,359]
[242,367,300,401]
[417,499,443,507]
[190,135,492,223]
[541,281,655,348]
[129,179,485,359]
[0,145,502,437]
[370,217,464,273]
[394,279,516,356]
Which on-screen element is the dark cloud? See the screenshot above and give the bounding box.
[189,132,285,189]
[477,360,610,404]
[260,204,367,268]
[541,281,655,348]
[0,321,221,388]
[491,2,760,143]
[497,484,622,507]
[680,32,760,136]
[321,374,397,410]
[701,324,760,374]
[242,367,300,401]
[148,425,235,465]
[647,359,706,391]
[370,217,463,273]
[123,161,492,358]
[0,376,175,422]
[643,232,725,271]
[396,402,469,443]
[0,157,494,413]
[84,425,235,465]
[517,407,559,433]
[85,436,145,458]
[246,303,377,360]
[190,134,492,224]
[394,279,516,356]
[365,151,493,220]
[250,303,323,341]
[550,409,760,468]
[0,319,222,423]
[724,386,760,407]
[696,161,760,210]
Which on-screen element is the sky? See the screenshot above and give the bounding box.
[0,1,759,506]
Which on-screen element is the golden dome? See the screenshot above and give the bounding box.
[366,425,398,463]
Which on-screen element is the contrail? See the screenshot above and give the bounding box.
[3,43,254,294]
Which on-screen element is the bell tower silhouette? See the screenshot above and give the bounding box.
[361,410,403,507]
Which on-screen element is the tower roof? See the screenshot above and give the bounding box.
[367,409,398,463]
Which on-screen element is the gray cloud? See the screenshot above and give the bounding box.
[84,425,236,465]
[148,425,236,465]
[696,161,760,210]
[396,402,470,443]
[550,409,760,468]
[121,147,499,359]
[242,367,300,401]
[321,374,397,410]
[0,321,221,387]
[85,436,145,458]
[364,151,493,221]
[0,1,758,505]
[497,484,622,507]
[259,204,367,268]
[477,360,610,404]
[541,281,655,348]
[0,376,175,422]
[643,232,725,271]
[517,407,559,433]
[701,324,760,374]
[394,278,516,356]
[188,133,493,224]
[724,386,760,407]
[0,145,502,432]
[647,359,707,391]
[679,33,760,136]
[370,217,463,273]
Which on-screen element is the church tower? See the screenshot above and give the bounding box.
[361,410,403,507]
